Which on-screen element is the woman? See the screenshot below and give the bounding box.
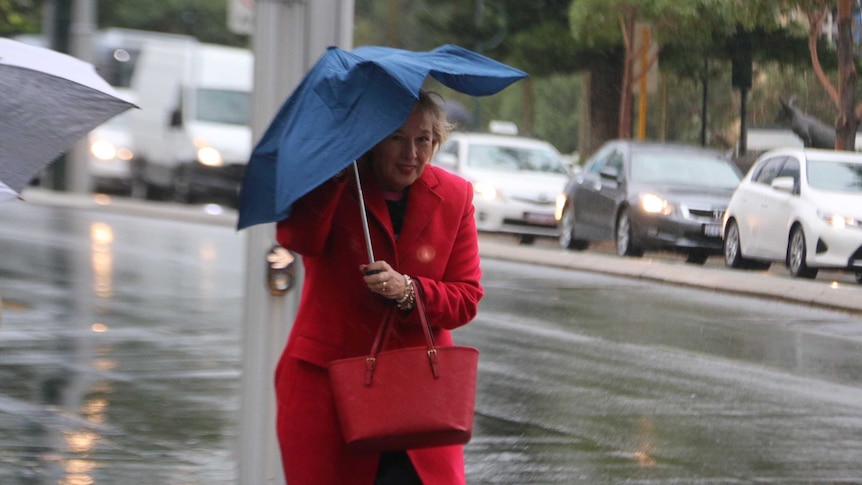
[274,90,484,484]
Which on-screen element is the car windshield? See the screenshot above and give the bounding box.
[806,159,862,193]
[630,152,740,188]
[195,88,251,125]
[466,144,567,174]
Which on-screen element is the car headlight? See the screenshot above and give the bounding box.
[554,193,567,221]
[473,182,500,201]
[818,210,860,229]
[640,193,674,215]
[197,146,223,167]
[91,140,117,161]
[193,137,224,167]
[116,147,134,161]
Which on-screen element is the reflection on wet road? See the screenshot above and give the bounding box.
[462,259,862,484]
[0,204,243,484]
[1,202,861,484]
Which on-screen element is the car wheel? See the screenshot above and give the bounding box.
[787,226,818,279]
[723,220,746,268]
[723,220,770,270]
[130,160,152,200]
[518,234,536,245]
[855,271,862,284]
[616,208,644,257]
[130,177,149,200]
[559,203,589,250]
[685,250,709,265]
[172,166,193,204]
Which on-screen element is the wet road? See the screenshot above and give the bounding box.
[1,201,862,484]
[0,203,243,484]
[463,259,862,484]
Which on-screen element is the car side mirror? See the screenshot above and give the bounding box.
[771,176,795,193]
[170,108,183,128]
[434,152,458,169]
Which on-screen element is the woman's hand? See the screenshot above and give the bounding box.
[360,261,407,300]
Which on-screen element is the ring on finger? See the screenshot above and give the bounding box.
[382,281,388,292]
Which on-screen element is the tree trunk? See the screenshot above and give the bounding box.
[835,0,857,151]
[617,14,635,139]
[582,50,623,158]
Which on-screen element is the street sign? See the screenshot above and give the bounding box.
[228,0,254,35]
[632,23,658,95]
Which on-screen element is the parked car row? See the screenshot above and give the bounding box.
[549,141,862,284]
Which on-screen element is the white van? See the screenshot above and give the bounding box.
[129,37,253,204]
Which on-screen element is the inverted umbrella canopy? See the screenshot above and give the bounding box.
[0,38,136,201]
[237,44,527,230]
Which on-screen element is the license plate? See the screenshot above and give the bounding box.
[703,223,722,237]
[525,212,557,226]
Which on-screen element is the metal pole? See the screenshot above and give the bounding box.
[68,0,96,194]
[240,1,354,483]
[700,58,708,147]
[46,0,71,191]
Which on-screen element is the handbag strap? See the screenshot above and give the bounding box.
[413,284,437,349]
[364,284,440,385]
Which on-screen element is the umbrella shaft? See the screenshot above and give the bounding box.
[352,161,375,264]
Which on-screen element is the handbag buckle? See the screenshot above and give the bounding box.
[427,349,440,379]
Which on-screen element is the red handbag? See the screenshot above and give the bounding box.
[328,289,480,453]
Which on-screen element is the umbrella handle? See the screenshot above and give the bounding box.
[352,161,375,264]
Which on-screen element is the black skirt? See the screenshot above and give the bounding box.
[374,451,423,485]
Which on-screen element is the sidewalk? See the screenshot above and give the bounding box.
[18,188,862,315]
[479,238,862,315]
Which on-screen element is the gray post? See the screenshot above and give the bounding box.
[68,0,96,194]
[239,1,354,483]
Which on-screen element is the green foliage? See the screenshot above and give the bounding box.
[96,0,249,47]
[6,0,853,156]
[0,0,41,37]
[354,0,434,50]
[568,0,798,63]
[533,74,582,152]
[418,0,582,74]
[429,74,582,153]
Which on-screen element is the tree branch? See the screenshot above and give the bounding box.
[807,7,839,106]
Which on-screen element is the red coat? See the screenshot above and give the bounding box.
[275,161,484,485]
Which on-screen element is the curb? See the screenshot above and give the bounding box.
[479,240,862,315]
[19,188,237,228]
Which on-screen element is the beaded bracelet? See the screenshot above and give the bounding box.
[396,274,415,311]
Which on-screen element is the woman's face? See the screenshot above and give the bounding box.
[370,106,436,192]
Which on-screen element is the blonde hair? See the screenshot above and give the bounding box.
[417,90,452,151]
[361,91,452,164]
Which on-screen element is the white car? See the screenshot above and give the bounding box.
[434,132,570,243]
[722,147,862,283]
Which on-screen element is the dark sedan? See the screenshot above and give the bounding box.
[555,141,743,264]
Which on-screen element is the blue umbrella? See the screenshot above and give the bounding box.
[236,44,527,230]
